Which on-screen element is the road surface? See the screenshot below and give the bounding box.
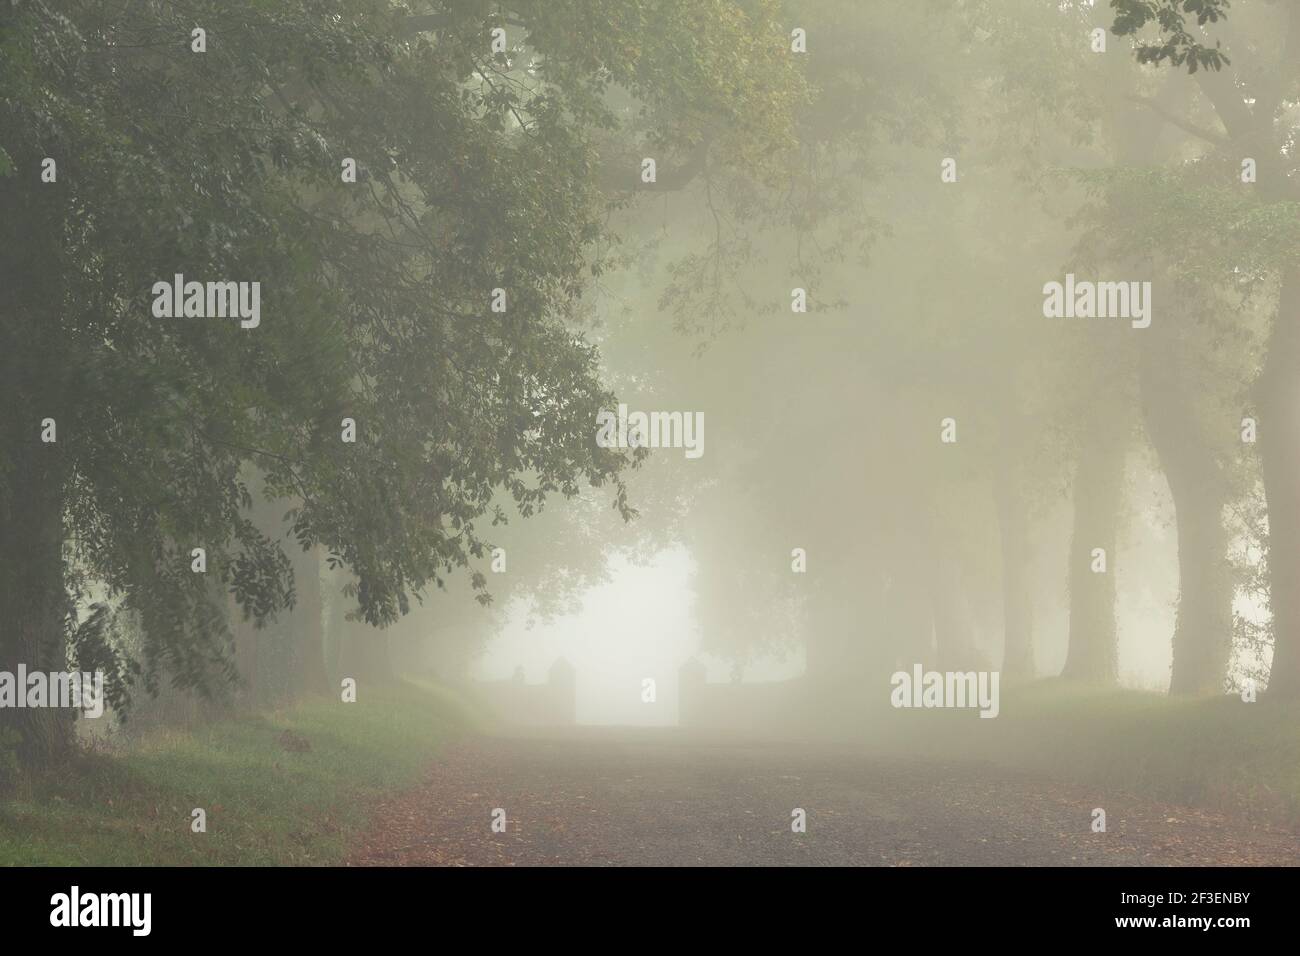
[349,727,1298,866]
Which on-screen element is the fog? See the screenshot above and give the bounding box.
[2,0,1296,874]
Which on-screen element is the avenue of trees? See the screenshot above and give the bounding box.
[585,0,1299,705]
[0,0,799,762]
[0,0,1296,769]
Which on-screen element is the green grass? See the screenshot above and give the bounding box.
[867,678,1300,828]
[0,679,480,865]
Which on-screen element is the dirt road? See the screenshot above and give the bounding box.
[349,727,1298,866]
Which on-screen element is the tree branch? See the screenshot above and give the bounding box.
[1126,94,1228,145]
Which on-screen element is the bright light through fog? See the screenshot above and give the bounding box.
[475,546,804,725]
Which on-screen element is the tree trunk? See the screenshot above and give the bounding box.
[0,446,72,766]
[1167,483,1233,694]
[1257,266,1300,697]
[1139,322,1233,695]
[289,545,329,697]
[0,147,74,767]
[995,465,1035,679]
[1061,416,1126,684]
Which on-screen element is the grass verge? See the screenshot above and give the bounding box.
[0,679,478,865]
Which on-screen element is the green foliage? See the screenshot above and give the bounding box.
[0,1,803,709]
[1110,0,1232,73]
[1071,166,1300,283]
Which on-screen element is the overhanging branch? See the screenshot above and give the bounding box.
[1126,94,1228,145]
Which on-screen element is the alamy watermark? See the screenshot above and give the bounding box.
[890,664,1000,718]
[50,886,151,936]
[0,666,105,718]
[1042,274,1151,329]
[151,274,261,329]
[595,403,704,459]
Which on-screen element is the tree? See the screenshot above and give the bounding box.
[0,0,803,761]
[1107,0,1300,694]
